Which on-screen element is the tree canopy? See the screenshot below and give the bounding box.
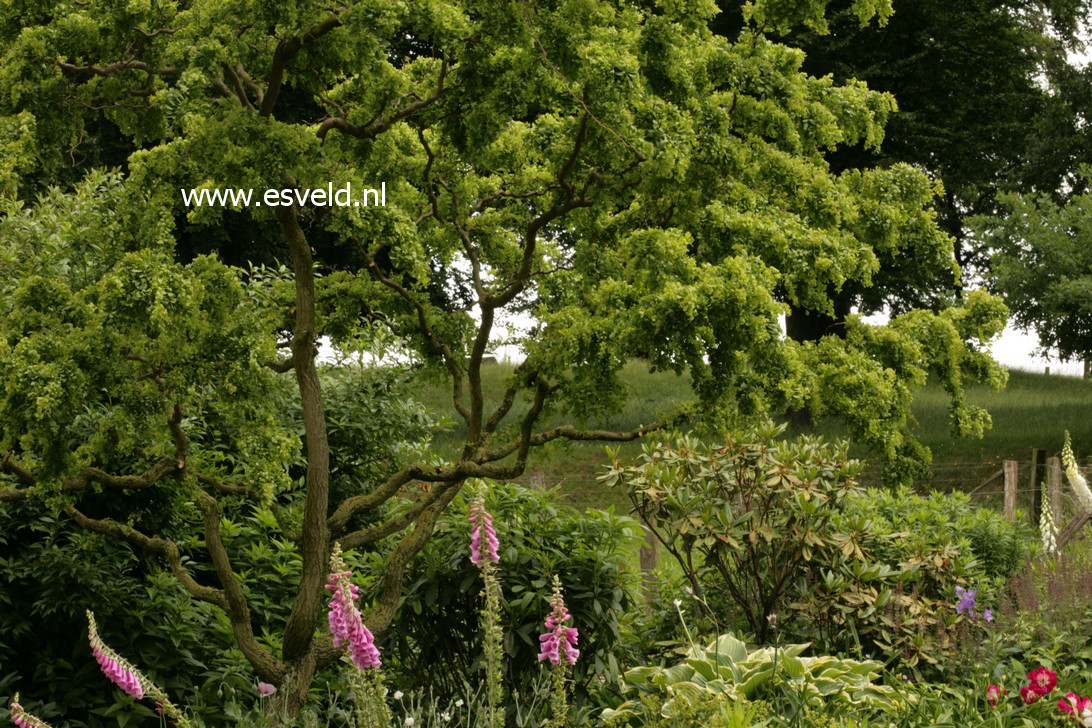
[976,184,1092,373]
[0,0,1007,714]
[781,0,1092,282]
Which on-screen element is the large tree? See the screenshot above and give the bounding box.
[0,0,1006,716]
[976,187,1092,376]
[711,0,1090,357]
[786,0,1090,276]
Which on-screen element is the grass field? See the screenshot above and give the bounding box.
[411,363,1092,512]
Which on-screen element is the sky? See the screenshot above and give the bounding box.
[488,308,1088,376]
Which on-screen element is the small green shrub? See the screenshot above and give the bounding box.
[600,633,899,726]
[792,487,1033,669]
[602,425,864,643]
[842,487,1031,581]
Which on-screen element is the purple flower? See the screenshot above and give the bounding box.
[469,496,500,567]
[538,579,579,666]
[955,586,977,617]
[257,682,277,697]
[326,543,381,670]
[983,609,994,623]
[87,611,144,699]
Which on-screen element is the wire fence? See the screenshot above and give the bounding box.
[535,456,1092,540]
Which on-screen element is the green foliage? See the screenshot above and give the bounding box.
[797,291,1009,485]
[0,0,1001,469]
[600,633,899,725]
[602,427,863,641]
[794,487,1032,670]
[781,0,1092,277]
[844,488,1031,582]
[0,359,439,723]
[981,551,1092,687]
[0,503,244,727]
[603,428,1032,672]
[0,0,1012,716]
[381,482,641,705]
[977,185,1092,365]
[0,172,291,495]
[271,364,446,528]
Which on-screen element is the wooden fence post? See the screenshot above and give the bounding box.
[1048,456,1064,521]
[1030,448,1046,525]
[1004,460,1019,522]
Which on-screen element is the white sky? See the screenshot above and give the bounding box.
[487,306,1089,376]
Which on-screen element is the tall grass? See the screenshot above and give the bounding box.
[408,363,1092,510]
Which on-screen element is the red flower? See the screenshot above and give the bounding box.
[986,684,1005,707]
[1021,685,1041,704]
[1059,692,1092,719]
[1028,666,1058,695]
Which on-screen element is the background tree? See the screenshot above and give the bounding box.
[708,0,1088,427]
[0,0,1006,717]
[975,186,1092,377]
[786,0,1090,271]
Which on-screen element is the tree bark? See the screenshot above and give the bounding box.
[277,652,318,721]
[274,202,331,720]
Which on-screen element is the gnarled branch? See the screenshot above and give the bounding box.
[362,483,463,635]
[64,504,227,609]
[316,57,447,141]
[58,59,176,77]
[260,10,349,117]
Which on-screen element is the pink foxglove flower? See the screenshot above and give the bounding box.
[538,578,579,666]
[326,543,381,670]
[87,611,144,699]
[469,495,500,567]
[8,695,52,728]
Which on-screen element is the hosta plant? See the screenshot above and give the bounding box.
[600,634,900,725]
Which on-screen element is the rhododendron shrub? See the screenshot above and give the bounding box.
[603,429,864,643]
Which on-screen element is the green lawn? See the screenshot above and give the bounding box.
[411,363,1092,512]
